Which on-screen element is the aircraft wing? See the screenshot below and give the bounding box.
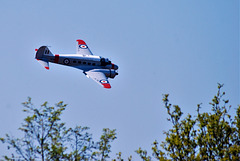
[76,39,93,56]
[85,70,111,89]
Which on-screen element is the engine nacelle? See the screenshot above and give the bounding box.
[105,69,118,78]
[91,69,118,79]
[105,63,118,70]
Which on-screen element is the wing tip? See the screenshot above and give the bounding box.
[102,83,111,89]
[76,39,86,45]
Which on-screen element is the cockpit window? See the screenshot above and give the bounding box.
[101,58,111,66]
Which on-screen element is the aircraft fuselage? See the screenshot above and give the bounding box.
[42,54,118,71]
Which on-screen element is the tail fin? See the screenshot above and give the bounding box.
[35,46,53,59]
[35,46,53,70]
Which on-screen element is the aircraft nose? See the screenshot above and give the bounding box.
[111,63,118,70]
[114,64,118,70]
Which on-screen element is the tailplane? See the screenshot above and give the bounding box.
[37,60,49,70]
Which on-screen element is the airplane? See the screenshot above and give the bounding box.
[35,39,118,89]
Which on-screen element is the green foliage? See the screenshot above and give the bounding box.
[1,84,239,161]
[137,84,240,160]
[1,97,69,160]
[67,126,96,160]
[92,128,117,160]
[0,97,116,161]
[112,152,132,161]
[136,147,151,161]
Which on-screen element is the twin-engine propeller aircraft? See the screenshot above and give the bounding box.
[35,40,118,89]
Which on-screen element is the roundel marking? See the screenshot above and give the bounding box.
[100,80,109,84]
[63,58,70,65]
[79,44,88,49]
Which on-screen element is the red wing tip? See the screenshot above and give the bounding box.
[76,39,86,45]
[102,83,111,89]
[45,67,49,70]
[35,49,38,51]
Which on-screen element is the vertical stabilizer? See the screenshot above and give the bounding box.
[35,46,53,59]
[35,46,53,70]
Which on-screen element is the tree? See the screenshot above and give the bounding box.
[1,98,69,160]
[92,128,117,161]
[0,98,117,161]
[67,126,96,160]
[136,84,240,160]
[1,84,239,160]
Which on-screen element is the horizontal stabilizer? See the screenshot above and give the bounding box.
[37,60,49,70]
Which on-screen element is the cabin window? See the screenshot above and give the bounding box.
[83,62,86,65]
[78,61,81,64]
[92,63,96,66]
[73,60,76,63]
[88,62,91,65]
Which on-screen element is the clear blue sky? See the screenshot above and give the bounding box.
[0,0,239,159]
